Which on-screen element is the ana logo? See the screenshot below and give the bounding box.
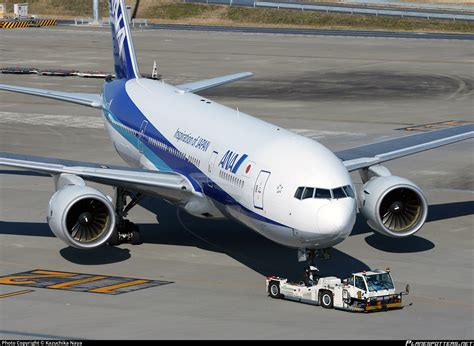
[219,150,248,174]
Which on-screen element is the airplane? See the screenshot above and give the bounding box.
[0,0,473,266]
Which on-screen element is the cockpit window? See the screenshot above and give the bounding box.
[343,185,355,198]
[294,185,353,200]
[302,187,315,199]
[294,187,304,199]
[315,188,331,199]
[332,187,346,199]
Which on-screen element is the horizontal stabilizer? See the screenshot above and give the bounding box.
[176,72,253,93]
[0,84,103,108]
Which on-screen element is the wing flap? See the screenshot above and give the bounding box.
[176,72,253,93]
[335,124,474,172]
[0,152,194,201]
[0,84,103,108]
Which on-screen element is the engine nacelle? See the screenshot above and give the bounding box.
[47,183,116,249]
[358,175,428,237]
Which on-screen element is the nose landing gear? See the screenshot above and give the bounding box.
[299,248,331,264]
[298,248,332,273]
[299,248,331,286]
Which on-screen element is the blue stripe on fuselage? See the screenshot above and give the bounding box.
[102,80,287,228]
[103,107,172,172]
[103,79,205,192]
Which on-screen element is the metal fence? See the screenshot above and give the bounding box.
[73,18,148,27]
[184,0,474,21]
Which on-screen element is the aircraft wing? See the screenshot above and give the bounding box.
[176,72,253,93]
[334,124,474,172]
[0,84,103,108]
[0,152,193,202]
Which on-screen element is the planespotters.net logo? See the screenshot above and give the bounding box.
[406,342,473,346]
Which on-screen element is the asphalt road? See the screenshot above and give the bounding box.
[144,24,474,40]
[0,26,473,340]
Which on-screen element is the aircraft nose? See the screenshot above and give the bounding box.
[317,199,356,237]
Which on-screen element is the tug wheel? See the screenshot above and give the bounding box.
[320,290,334,309]
[269,281,281,299]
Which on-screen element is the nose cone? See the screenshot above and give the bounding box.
[317,199,356,237]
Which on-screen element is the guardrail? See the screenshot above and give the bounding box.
[73,17,148,27]
[132,18,149,28]
[74,17,110,25]
[184,0,474,21]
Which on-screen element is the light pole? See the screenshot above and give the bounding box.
[92,0,99,24]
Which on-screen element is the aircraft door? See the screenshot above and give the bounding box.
[138,120,148,154]
[253,170,271,210]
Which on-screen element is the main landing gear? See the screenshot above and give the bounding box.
[108,187,143,246]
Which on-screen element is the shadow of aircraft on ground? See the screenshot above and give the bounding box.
[352,201,473,253]
[1,198,469,280]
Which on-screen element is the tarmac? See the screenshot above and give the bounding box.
[0,26,473,339]
[58,21,474,40]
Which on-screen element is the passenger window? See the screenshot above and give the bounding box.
[332,187,346,199]
[294,187,304,199]
[354,276,366,291]
[302,187,314,199]
[343,185,355,198]
[315,188,331,199]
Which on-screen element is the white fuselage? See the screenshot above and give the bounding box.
[102,78,357,250]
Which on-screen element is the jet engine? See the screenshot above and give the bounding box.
[358,175,428,237]
[47,175,115,249]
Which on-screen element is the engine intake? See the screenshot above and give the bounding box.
[359,175,428,237]
[48,184,115,249]
[65,198,112,243]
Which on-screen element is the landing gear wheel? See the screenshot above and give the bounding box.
[302,248,331,267]
[128,221,142,245]
[108,230,120,246]
[320,290,334,309]
[269,281,281,299]
[107,187,143,246]
[130,229,142,245]
[320,248,331,260]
